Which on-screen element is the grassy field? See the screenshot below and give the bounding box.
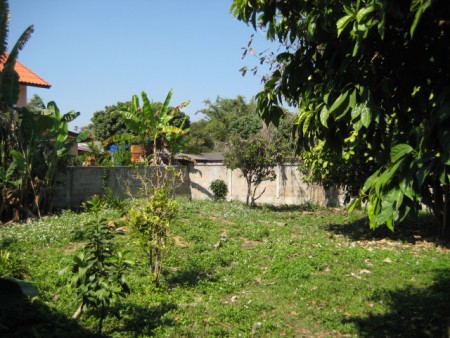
[1,198,450,337]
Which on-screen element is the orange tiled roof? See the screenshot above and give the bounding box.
[0,55,51,88]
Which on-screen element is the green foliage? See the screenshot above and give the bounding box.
[189,96,261,152]
[62,195,132,333]
[224,136,276,206]
[89,101,132,141]
[0,92,87,221]
[231,0,450,235]
[0,0,36,221]
[121,90,190,165]
[209,179,228,200]
[127,187,178,286]
[185,119,215,153]
[0,249,28,278]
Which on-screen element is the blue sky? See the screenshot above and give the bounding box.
[9,1,275,130]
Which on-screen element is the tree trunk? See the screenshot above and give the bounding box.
[246,176,252,206]
[154,247,160,287]
[149,249,153,276]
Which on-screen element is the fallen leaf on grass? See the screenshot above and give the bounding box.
[383,257,392,263]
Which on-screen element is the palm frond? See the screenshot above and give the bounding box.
[5,25,34,69]
[62,111,80,123]
[140,91,156,126]
[160,89,173,117]
[0,0,9,58]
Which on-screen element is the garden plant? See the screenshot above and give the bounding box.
[210,179,228,200]
[127,186,178,287]
[60,195,132,334]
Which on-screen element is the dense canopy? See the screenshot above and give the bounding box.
[231,0,450,236]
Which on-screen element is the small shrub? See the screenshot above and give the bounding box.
[210,179,228,200]
[127,186,178,286]
[61,195,133,334]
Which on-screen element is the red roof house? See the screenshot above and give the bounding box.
[0,56,51,107]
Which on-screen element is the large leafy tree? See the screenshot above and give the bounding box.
[231,0,450,236]
[89,102,132,141]
[188,96,262,152]
[185,119,215,154]
[198,96,261,141]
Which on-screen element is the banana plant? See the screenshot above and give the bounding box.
[7,100,89,219]
[122,90,189,165]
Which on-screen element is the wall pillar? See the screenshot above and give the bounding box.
[227,168,233,198]
[276,164,281,199]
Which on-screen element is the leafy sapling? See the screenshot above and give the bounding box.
[61,195,133,334]
[128,186,178,286]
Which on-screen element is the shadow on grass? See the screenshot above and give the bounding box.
[0,299,98,338]
[262,202,321,213]
[346,269,450,337]
[324,213,450,247]
[118,302,177,336]
[164,262,217,288]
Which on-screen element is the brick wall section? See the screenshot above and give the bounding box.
[53,165,339,209]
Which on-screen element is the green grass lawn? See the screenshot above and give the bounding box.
[1,199,450,337]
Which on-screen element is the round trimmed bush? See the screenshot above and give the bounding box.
[210,179,228,200]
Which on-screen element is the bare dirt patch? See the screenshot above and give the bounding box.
[241,238,264,249]
[173,236,190,248]
[63,241,85,253]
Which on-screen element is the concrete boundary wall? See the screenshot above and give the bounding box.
[53,165,339,209]
[189,164,337,206]
[53,166,191,209]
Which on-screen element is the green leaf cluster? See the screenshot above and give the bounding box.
[121,90,190,165]
[210,179,228,200]
[62,195,132,333]
[127,186,178,285]
[224,136,276,206]
[232,0,450,235]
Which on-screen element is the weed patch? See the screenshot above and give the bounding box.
[1,199,449,336]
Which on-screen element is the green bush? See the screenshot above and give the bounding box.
[61,195,132,334]
[127,186,178,286]
[210,179,228,200]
